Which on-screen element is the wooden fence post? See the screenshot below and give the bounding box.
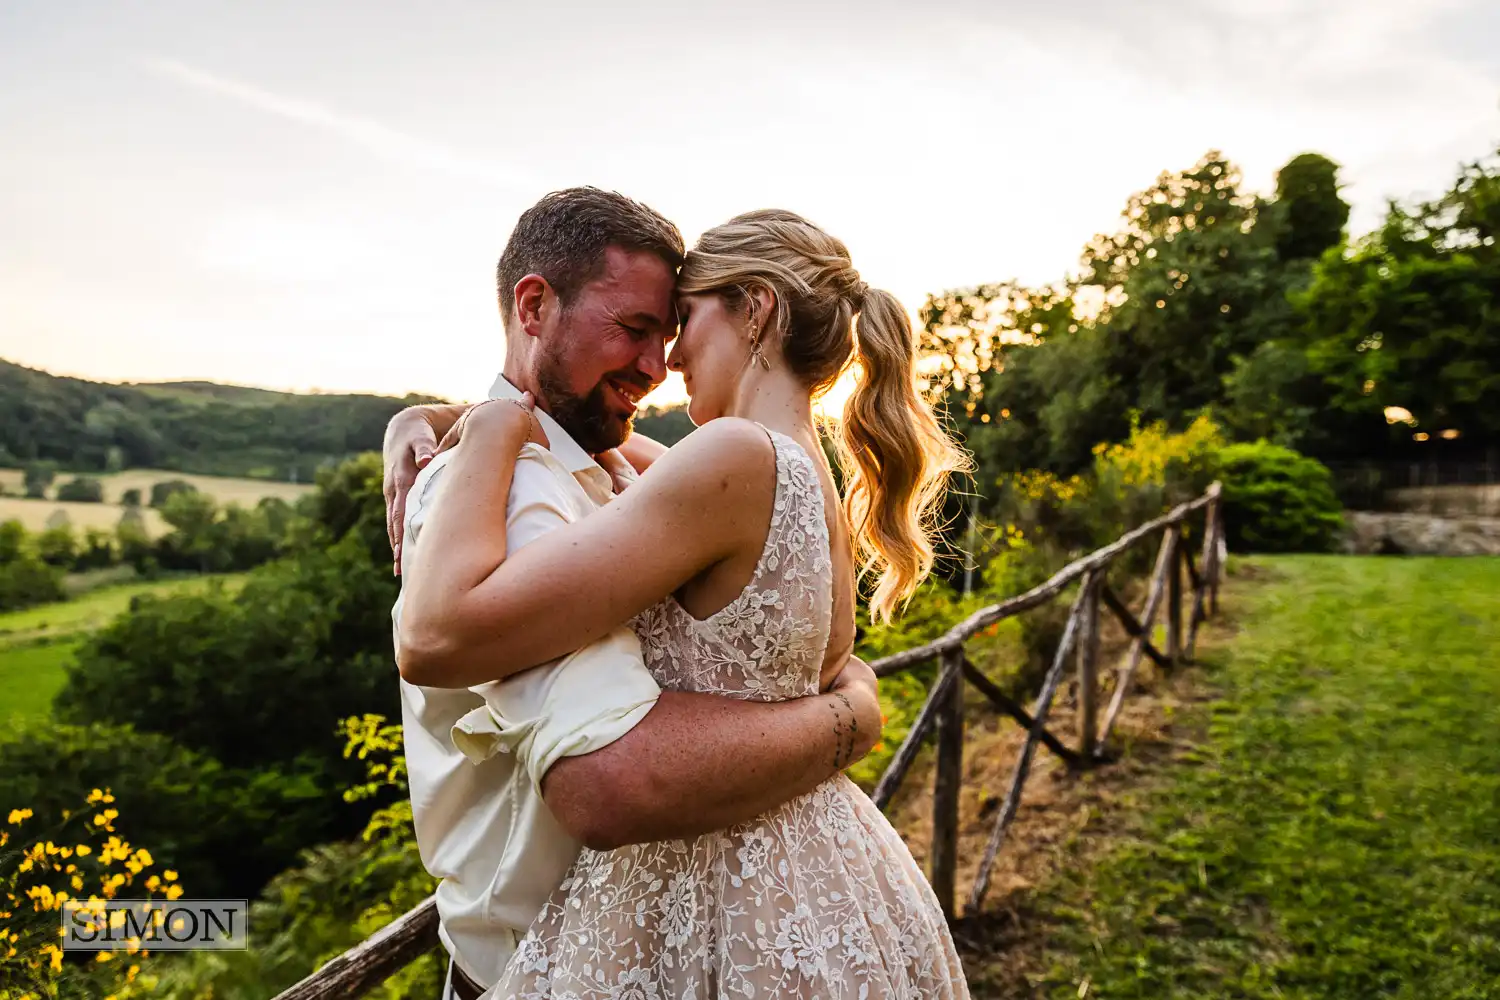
[1206,497,1218,614]
[1076,572,1102,759]
[1187,492,1218,660]
[930,644,965,921]
[1098,527,1177,749]
[967,570,1094,913]
[1167,531,1183,667]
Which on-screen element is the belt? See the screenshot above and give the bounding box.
[445,960,486,1000]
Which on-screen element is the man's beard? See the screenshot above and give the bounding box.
[536,357,636,454]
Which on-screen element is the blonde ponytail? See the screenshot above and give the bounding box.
[678,210,970,622]
[839,288,969,622]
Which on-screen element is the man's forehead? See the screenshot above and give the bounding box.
[587,246,676,322]
[594,245,675,293]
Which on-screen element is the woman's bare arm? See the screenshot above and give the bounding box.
[397,407,774,689]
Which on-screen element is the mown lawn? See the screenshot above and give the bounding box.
[1024,556,1500,998]
[0,574,248,722]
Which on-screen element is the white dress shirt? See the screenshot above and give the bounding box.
[392,375,661,988]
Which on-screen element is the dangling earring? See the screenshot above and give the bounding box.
[748,323,771,371]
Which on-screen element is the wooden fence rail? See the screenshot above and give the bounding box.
[272,483,1226,999]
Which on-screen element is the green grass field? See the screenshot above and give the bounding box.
[0,574,248,722]
[1019,556,1500,998]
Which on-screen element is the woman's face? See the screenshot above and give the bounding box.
[668,292,751,425]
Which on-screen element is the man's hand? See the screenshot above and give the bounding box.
[827,655,881,767]
[383,403,469,574]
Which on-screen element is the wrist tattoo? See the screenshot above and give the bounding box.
[829,692,859,770]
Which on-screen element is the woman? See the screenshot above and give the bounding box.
[400,209,972,998]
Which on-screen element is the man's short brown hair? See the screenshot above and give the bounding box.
[496,187,685,320]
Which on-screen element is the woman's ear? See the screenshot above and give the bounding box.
[512,274,554,338]
[747,284,776,335]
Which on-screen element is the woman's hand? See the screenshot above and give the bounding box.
[826,655,881,767]
[384,403,470,575]
[435,394,549,457]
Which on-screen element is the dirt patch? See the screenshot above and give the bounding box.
[883,595,1242,997]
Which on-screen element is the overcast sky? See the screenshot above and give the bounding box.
[1,0,1496,406]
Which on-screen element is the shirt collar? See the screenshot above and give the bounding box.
[488,373,602,478]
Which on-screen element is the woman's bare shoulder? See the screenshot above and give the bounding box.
[641,418,776,487]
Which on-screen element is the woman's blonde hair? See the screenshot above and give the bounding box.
[677,209,970,622]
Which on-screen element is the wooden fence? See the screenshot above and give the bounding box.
[272,482,1226,1000]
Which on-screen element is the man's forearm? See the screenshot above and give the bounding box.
[543,689,867,850]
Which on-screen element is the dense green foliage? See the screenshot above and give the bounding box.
[0,361,444,481]
[924,143,1499,501]
[0,455,406,904]
[1017,556,1500,998]
[634,403,696,446]
[56,456,399,771]
[0,574,250,723]
[0,519,66,611]
[1218,442,1344,552]
[53,475,103,503]
[0,722,330,899]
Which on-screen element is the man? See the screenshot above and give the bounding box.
[384,187,880,1000]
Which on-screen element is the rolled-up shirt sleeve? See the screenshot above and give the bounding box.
[445,444,660,794]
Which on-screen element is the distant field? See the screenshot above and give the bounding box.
[0,467,313,505]
[0,468,313,538]
[0,573,248,722]
[0,496,169,536]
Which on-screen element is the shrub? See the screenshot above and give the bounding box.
[144,717,439,1000]
[0,553,66,611]
[0,520,67,610]
[34,524,78,568]
[57,455,399,774]
[120,488,143,508]
[54,476,104,503]
[73,527,118,571]
[0,520,25,563]
[149,480,198,509]
[0,721,339,902]
[22,462,56,499]
[0,788,165,999]
[1217,441,1343,552]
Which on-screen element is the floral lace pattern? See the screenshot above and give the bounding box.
[486,427,970,999]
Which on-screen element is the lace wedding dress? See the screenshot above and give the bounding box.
[486,426,970,999]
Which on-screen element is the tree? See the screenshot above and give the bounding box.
[74,527,118,571]
[34,524,78,568]
[55,476,104,503]
[57,455,401,774]
[156,489,222,572]
[117,507,155,576]
[1271,153,1351,261]
[149,479,199,508]
[120,488,142,507]
[22,462,56,499]
[0,721,342,901]
[0,522,67,610]
[1294,142,1500,454]
[0,520,25,563]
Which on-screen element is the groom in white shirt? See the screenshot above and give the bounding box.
[385,187,880,999]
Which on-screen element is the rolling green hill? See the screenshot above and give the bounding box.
[0,360,694,482]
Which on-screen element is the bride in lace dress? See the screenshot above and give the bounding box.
[404,210,972,998]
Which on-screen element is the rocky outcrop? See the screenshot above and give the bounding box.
[1385,484,1500,518]
[1343,511,1500,556]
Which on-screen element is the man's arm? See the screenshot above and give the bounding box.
[542,659,880,851]
[616,432,667,474]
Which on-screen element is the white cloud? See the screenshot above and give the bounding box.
[139,56,547,192]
